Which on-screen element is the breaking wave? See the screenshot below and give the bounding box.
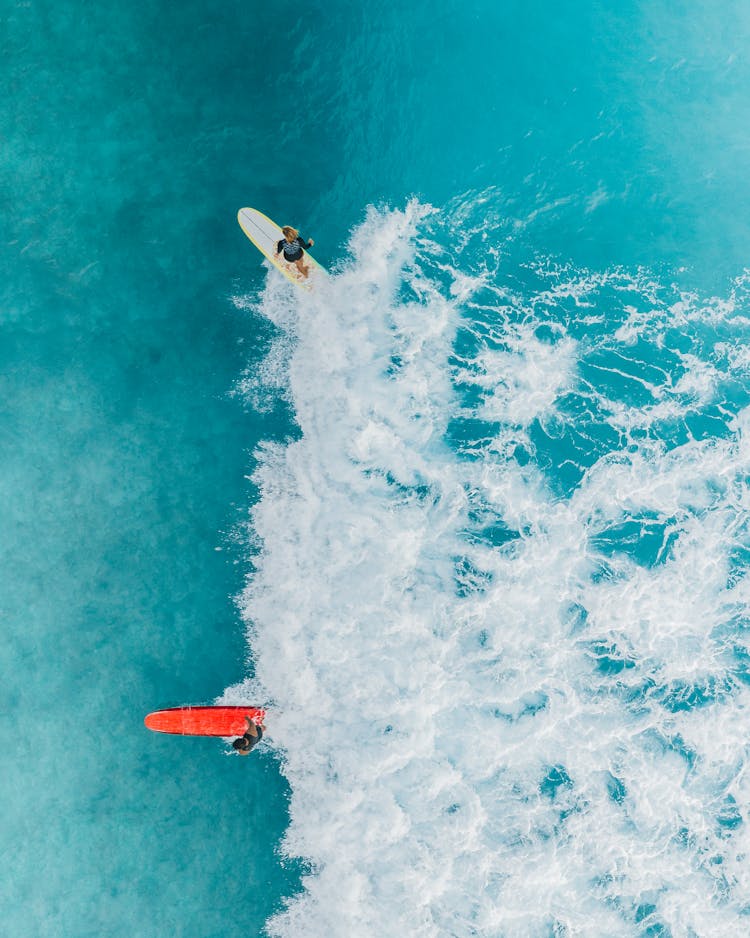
[226,198,750,937]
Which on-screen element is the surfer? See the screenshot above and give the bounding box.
[232,716,265,756]
[276,226,314,279]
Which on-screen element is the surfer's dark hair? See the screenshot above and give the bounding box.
[232,737,250,751]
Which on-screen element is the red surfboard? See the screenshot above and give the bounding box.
[144,706,266,737]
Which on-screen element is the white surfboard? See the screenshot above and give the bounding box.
[237,207,324,291]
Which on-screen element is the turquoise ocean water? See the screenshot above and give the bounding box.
[5,1,750,936]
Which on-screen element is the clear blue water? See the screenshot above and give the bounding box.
[5,1,750,936]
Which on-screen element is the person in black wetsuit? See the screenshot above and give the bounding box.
[276,226,314,279]
[232,716,265,756]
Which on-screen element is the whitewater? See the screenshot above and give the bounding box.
[225,200,750,937]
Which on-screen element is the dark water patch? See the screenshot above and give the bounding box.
[493,692,550,723]
[662,327,695,356]
[714,872,733,904]
[514,443,532,465]
[533,283,655,345]
[383,472,437,504]
[634,903,657,925]
[463,519,521,550]
[717,795,743,834]
[586,640,637,676]
[726,546,750,589]
[580,341,684,407]
[590,514,679,568]
[359,468,439,506]
[453,556,493,597]
[395,274,428,308]
[715,376,750,414]
[673,826,695,851]
[628,419,695,451]
[728,643,750,687]
[540,765,573,800]
[533,323,561,344]
[640,729,697,774]
[684,406,739,442]
[517,692,550,720]
[654,676,734,713]
[528,406,622,496]
[558,388,606,419]
[524,274,618,342]
[589,558,626,584]
[387,353,404,376]
[454,380,491,411]
[453,321,509,363]
[619,678,657,716]
[446,417,502,457]
[463,490,525,548]
[606,772,627,805]
[563,602,589,635]
[449,344,492,407]
[639,918,671,937]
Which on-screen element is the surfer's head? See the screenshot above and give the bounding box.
[232,736,251,753]
[282,226,299,242]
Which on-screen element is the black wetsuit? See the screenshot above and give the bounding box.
[241,724,263,752]
[277,236,312,263]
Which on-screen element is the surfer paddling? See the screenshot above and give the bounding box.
[276,226,314,279]
[232,716,265,756]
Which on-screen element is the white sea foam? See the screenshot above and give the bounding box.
[227,202,750,937]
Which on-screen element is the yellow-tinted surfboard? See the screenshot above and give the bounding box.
[237,207,324,291]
